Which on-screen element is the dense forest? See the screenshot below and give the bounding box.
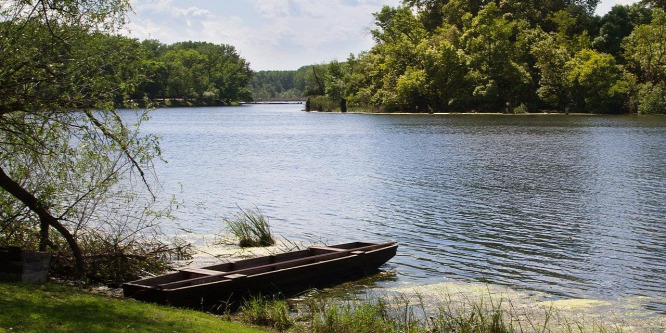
[136,40,252,105]
[253,1,666,114]
[1,27,252,109]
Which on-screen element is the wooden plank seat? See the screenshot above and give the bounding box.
[309,246,347,252]
[179,267,227,276]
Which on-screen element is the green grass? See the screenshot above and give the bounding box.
[240,295,294,332]
[224,207,275,248]
[0,283,267,333]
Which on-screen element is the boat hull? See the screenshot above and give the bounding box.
[123,241,397,308]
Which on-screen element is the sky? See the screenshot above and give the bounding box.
[122,0,639,71]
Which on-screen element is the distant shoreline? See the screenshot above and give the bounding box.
[302,110,635,116]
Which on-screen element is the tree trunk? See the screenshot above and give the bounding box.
[0,166,86,275]
[312,66,325,95]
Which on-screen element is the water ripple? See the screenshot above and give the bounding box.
[140,106,666,313]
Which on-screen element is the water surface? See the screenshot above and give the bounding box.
[141,105,666,313]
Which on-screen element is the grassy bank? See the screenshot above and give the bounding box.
[3,282,661,332]
[0,283,267,333]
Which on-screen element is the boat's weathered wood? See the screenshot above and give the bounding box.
[309,246,347,254]
[163,243,396,305]
[157,243,388,290]
[179,268,227,276]
[123,241,397,307]
[158,250,346,290]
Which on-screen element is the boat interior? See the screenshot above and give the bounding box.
[127,242,392,290]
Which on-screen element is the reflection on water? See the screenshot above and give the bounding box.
[140,105,666,317]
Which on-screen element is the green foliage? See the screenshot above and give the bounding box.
[135,41,252,104]
[250,70,306,101]
[636,82,666,113]
[623,8,666,83]
[0,0,198,282]
[297,293,518,333]
[340,1,663,113]
[532,33,573,110]
[593,4,653,58]
[225,207,275,248]
[566,49,630,113]
[309,96,338,112]
[462,3,533,110]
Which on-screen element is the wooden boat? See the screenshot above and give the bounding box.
[123,241,397,307]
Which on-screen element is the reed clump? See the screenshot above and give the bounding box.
[224,207,275,248]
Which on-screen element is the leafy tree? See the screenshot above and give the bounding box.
[0,0,190,279]
[372,6,428,45]
[304,65,328,96]
[623,8,666,83]
[548,10,593,52]
[532,33,573,109]
[635,82,666,113]
[415,32,470,110]
[593,4,653,58]
[462,3,532,110]
[324,61,349,111]
[566,49,630,112]
[162,49,208,100]
[404,0,601,30]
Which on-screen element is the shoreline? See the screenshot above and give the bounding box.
[302,109,656,116]
[177,240,666,329]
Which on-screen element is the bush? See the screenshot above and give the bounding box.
[512,103,529,114]
[309,95,338,112]
[637,82,666,114]
[224,207,275,247]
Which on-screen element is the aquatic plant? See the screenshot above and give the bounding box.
[237,290,632,333]
[224,206,275,247]
[239,294,294,332]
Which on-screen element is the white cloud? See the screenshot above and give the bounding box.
[254,0,291,18]
[122,0,402,70]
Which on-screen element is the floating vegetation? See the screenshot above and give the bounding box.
[235,281,666,332]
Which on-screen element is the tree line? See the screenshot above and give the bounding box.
[254,1,666,114]
[137,40,252,105]
[249,65,331,101]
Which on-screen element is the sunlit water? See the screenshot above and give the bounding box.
[139,105,666,318]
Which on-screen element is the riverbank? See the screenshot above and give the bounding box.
[0,282,267,333]
[168,238,666,332]
[303,108,633,115]
[5,280,663,333]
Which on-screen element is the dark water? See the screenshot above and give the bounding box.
[142,105,666,312]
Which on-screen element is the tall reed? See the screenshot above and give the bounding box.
[224,206,275,247]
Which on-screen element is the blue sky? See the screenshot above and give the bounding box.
[122,0,638,71]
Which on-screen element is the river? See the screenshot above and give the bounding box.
[140,104,666,318]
